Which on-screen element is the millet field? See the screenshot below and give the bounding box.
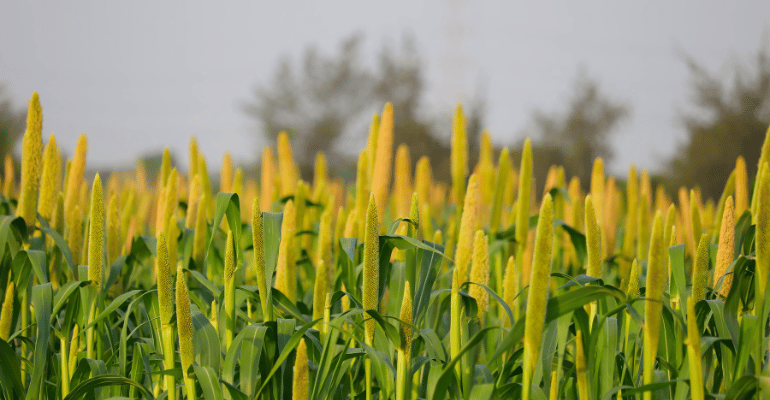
[1,93,769,399]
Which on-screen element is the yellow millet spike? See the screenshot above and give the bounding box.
[370,103,394,220]
[584,195,602,278]
[188,135,199,181]
[204,301,217,338]
[503,255,517,318]
[2,154,13,198]
[162,169,179,235]
[734,156,748,218]
[626,259,640,298]
[643,211,665,400]
[689,189,702,256]
[17,92,44,227]
[548,371,559,400]
[0,281,14,340]
[65,134,88,224]
[637,193,650,262]
[590,158,605,227]
[156,232,173,325]
[522,193,554,400]
[185,175,201,229]
[516,139,533,262]
[752,125,770,217]
[414,156,432,207]
[399,280,413,350]
[714,196,735,298]
[469,230,489,325]
[567,177,583,229]
[755,162,770,299]
[393,144,412,219]
[223,230,236,348]
[312,152,328,201]
[691,234,710,303]
[192,192,208,269]
[88,174,104,289]
[38,133,62,221]
[68,324,79,375]
[490,147,511,234]
[107,191,120,265]
[220,152,233,193]
[159,148,172,188]
[454,174,480,283]
[292,338,309,400]
[362,196,380,344]
[260,145,276,211]
[312,260,329,330]
[252,198,269,319]
[176,263,195,399]
[277,132,299,197]
[365,113,380,178]
[451,104,468,212]
[135,161,148,194]
[233,168,243,199]
[276,200,296,302]
[355,151,370,238]
[344,210,359,239]
[241,179,257,223]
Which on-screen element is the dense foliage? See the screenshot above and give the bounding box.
[1,93,769,399]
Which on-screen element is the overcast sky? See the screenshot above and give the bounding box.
[1,1,769,176]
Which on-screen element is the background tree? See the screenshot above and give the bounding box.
[668,46,770,200]
[527,71,630,187]
[0,85,26,164]
[244,34,470,181]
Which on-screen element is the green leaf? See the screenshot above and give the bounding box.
[430,326,499,399]
[544,285,626,322]
[254,319,319,399]
[192,307,221,371]
[208,192,241,265]
[83,290,142,331]
[63,375,154,400]
[194,365,224,400]
[39,218,74,273]
[262,211,283,319]
[26,283,53,400]
[413,241,444,326]
[558,221,587,266]
[239,324,268,398]
[669,244,687,306]
[0,339,23,400]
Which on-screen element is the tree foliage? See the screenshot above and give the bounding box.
[528,71,630,186]
[669,46,770,200]
[0,86,26,163]
[244,35,455,180]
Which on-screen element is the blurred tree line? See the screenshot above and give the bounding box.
[0,85,26,166]
[1,38,768,203]
[243,34,484,182]
[245,35,770,201]
[667,48,770,199]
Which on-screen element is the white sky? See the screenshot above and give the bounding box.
[1,1,769,175]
